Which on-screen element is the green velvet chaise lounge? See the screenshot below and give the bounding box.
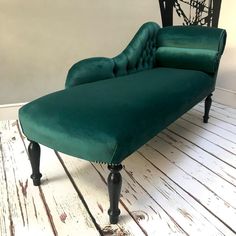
[19,22,226,224]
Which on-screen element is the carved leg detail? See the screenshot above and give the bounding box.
[28,141,42,186]
[203,93,212,123]
[107,164,122,224]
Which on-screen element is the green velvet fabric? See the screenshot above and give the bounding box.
[66,22,226,88]
[65,22,161,87]
[155,25,226,77]
[19,68,214,164]
[157,25,226,55]
[19,22,227,164]
[65,57,114,88]
[113,22,160,76]
[156,47,219,74]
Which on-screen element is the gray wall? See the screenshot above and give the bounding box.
[0,0,159,104]
[217,0,236,92]
[0,0,235,105]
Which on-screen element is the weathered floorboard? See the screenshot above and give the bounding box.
[182,112,236,144]
[193,104,236,126]
[138,144,236,233]
[148,136,236,208]
[21,137,101,236]
[199,103,236,119]
[191,108,236,135]
[57,152,146,236]
[168,123,236,168]
[0,130,12,236]
[2,120,101,236]
[211,102,236,115]
[0,121,54,236]
[159,130,236,187]
[122,151,235,236]
[175,118,236,154]
[92,163,187,235]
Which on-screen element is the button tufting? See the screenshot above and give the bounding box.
[113,22,159,75]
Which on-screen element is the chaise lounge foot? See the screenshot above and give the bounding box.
[203,93,212,123]
[107,164,122,224]
[109,214,120,225]
[28,141,42,186]
[30,174,42,186]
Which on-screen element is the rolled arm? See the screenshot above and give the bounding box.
[156,25,227,74]
[157,25,226,53]
[65,57,115,88]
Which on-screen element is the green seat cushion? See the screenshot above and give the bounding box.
[19,68,214,164]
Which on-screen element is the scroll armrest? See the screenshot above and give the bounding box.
[156,25,227,74]
[157,25,226,54]
[65,57,115,88]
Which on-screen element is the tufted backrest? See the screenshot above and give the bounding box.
[113,22,161,77]
[65,22,226,88]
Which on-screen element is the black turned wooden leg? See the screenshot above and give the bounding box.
[203,93,213,123]
[28,141,42,186]
[107,164,122,224]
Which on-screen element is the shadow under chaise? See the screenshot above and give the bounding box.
[19,22,226,224]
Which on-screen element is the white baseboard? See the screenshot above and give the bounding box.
[0,103,26,121]
[213,87,236,108]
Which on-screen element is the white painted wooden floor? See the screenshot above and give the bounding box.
[0,102,236,236]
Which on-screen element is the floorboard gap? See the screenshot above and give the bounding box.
[166,128,236,169]
[55,151,103,236]
[157,133,236,188]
